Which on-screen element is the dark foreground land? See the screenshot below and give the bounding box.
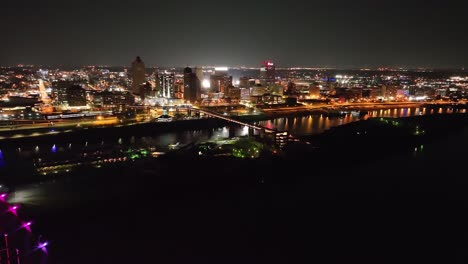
[3,114,468,264]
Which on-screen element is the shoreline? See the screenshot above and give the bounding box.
[1,102,466,142]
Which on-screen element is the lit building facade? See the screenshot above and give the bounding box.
[157,72,175,98]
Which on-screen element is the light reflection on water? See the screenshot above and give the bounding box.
[0,107,462,162]
[258,107,457,136]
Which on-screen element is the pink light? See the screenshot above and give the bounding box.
[8,205,19,215]
[21,221,32,232]
[16,221,32,232]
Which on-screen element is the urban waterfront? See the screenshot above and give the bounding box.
[0,106,462,175]
[2,0,468,262]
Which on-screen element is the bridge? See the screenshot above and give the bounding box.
[192,107,292,148]
[193,107,274,132]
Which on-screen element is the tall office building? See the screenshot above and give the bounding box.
[131,56,146,95]
[210,69,233,94]
[183,67,201,103]
[157,71,175,98]
[260,61,276,84]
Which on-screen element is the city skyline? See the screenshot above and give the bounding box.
[1,0,466,68]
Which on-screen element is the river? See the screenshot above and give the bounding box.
[258,107,465,136]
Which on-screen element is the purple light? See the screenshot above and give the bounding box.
[12,205,18,210]
[1,193,6,198]
[36,241,49,254]
[25,222,32,226]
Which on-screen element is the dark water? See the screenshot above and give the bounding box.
[259,107,465,136]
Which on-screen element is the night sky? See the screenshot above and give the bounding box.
[1,0,466,68]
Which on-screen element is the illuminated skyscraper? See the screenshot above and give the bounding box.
[157,71,175,98]
[260,61,276,84]
[131,56,146,95]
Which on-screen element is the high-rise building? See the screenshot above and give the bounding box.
[139,82,153,100]
[210,69,232,94]
[157,72,175,98]
[66,85,87,107]
[131,56,146,95]
[260,61,276,84]
[183,67,201,103]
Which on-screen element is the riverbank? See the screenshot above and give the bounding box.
[2,102,464,141]
[0,118,229,144]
